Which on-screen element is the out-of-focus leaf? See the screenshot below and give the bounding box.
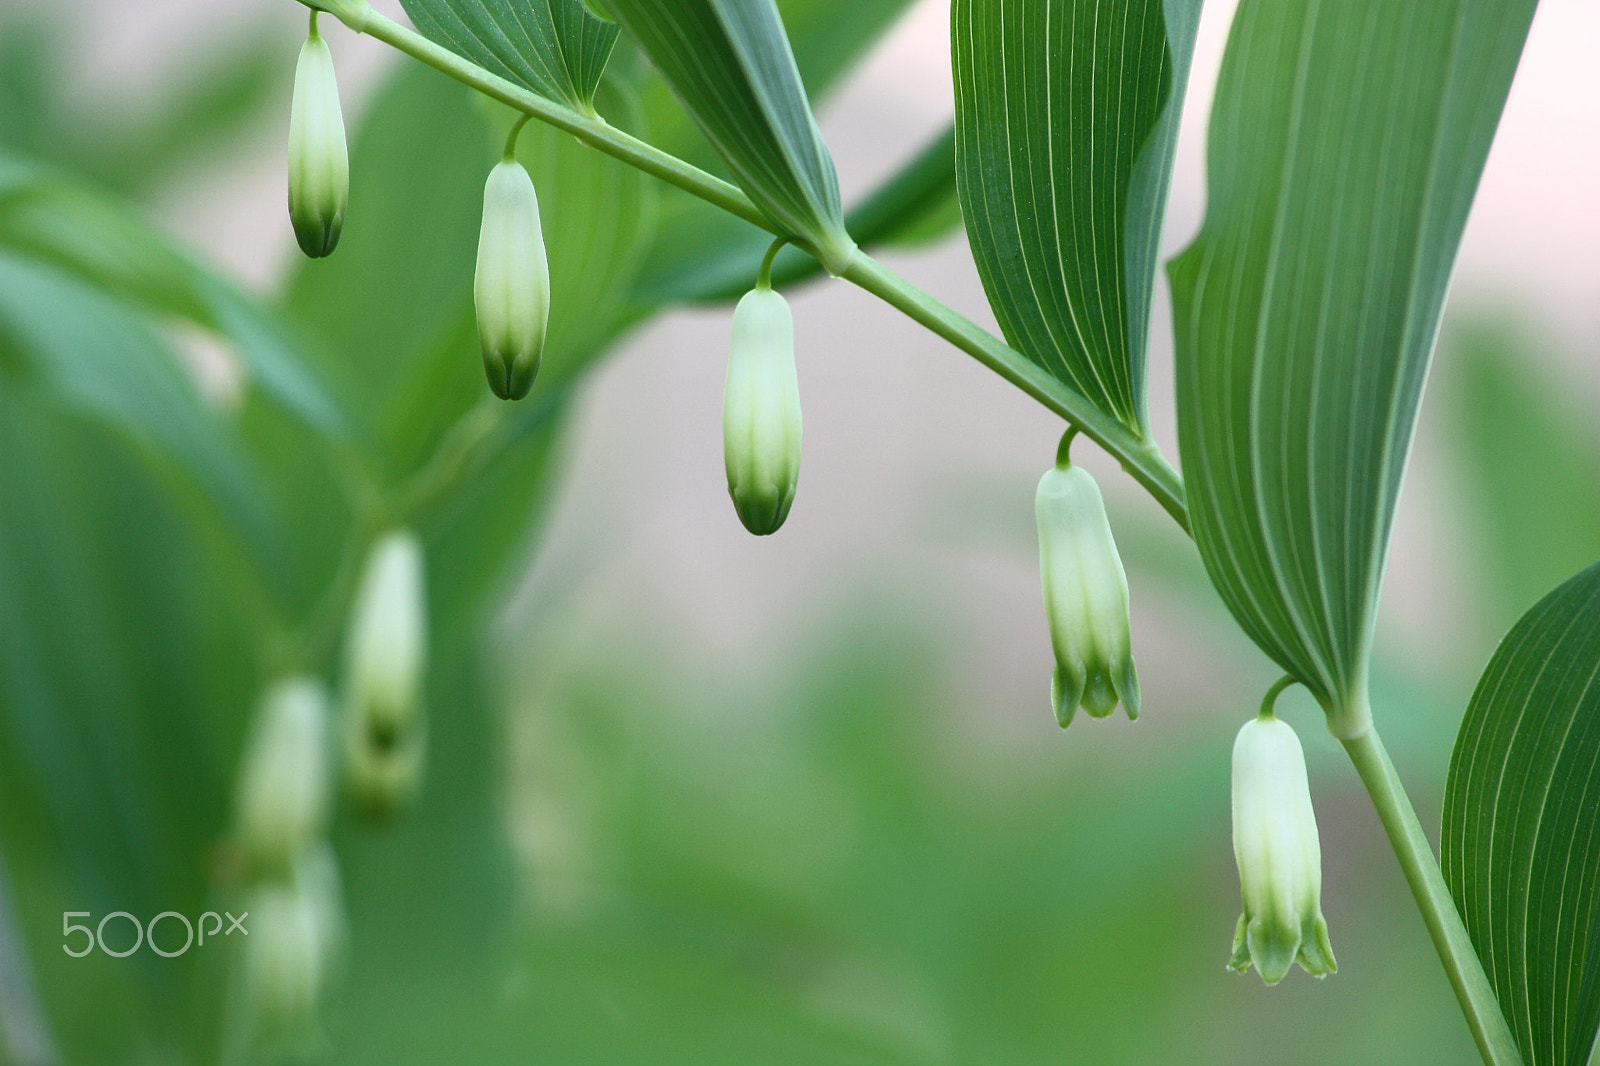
[0,249,280,566]
[0,394,263,1066]
[635,123,956,305]
[398,0,619,113]
[1167,0,1538,734]
[1442,319,1600,627]
[604,0,855,275]
[953,0,1200,435]
[418,396,571,640]
[1442,561,1600,1066]
[0,153,345,434]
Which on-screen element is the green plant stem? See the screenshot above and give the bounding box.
[341,5,767,231]
[842,255,1189,531]
[1341,728,1524,1066]
[311,0,1189,533]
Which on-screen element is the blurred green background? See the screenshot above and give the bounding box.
[0,1,1597,1063]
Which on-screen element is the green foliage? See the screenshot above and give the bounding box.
[634,122,958,305]
[952,0,1199,435]
[398,0,620,113]
[625,0,924,305]
[1443,562,1600,1066]
[1442,320,1600,628]
[603,0,856,274]
[1168,0,1538,736]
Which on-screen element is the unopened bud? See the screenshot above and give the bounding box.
[237,845,344,1043]
[1035,457,1139,726]
[1229,711,1336,984]
[344,531,426,744]
[287,20,348,258]
[723,286,802,535]
[234,678,331,876]
[475,158,549,400]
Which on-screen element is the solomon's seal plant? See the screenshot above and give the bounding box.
[4,0,1587,1062]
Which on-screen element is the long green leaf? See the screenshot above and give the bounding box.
[624,0,923,303]
[634,123,956,305]
[1167,0,1537,735]
[1443,561,1600,1066]
[398,0,619,113]
[603,0,856,274]
[952,0,1199,435]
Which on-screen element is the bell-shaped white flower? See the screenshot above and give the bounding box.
[1035,456,1139,726]
[287,18,348,259]
[1229,711,1337,984]
[474,157,550,400]
[234,678,331,877]
[723,285,801,535]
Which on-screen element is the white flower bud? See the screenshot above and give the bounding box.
[1035,460,1139,726]
[234,678,332,877]
[344,531,426,744]
[474,158,550,400]
[287,23,348,259]
[1229,713,1336,984]
[723,286,802,535]
[237,845,345,1043]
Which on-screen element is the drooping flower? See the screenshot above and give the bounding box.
[340,530,427,816]
[723,285,802,535]
[474,157,550,400]
[1035,450,1139,726]
[343,531,426,743]
[287,16,348,258]
[1229,710,1337,984]
[234,678,332,876]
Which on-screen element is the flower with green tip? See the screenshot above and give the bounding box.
[723,285,802,536]
[474,157,550,400]
[287,18,348,259]
[1035,453,1139,726]
[1229,710,1336,984]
